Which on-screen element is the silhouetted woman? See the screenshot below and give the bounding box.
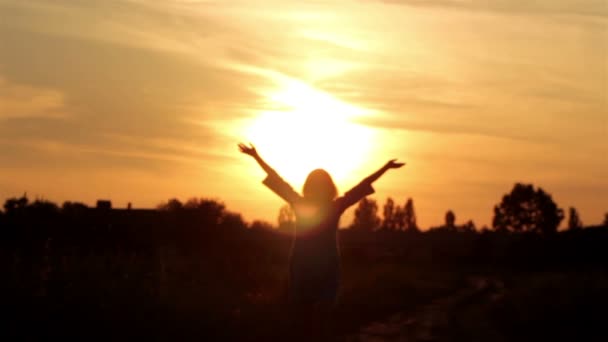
[238,143,404,336]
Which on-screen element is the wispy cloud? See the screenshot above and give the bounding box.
[378,0,608,18]
[0,134,234,170]
[0,78,67,120]
[0,0,605,225]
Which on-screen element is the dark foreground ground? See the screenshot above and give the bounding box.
[2,208,607,341]
[354,271,607,342]
[3,259,607,341]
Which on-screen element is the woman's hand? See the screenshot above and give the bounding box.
[238,142,276,175]
[238,142,258,157]
[363,159,405,184]
[385,159,405,169]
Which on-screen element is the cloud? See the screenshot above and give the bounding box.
[378,0,608,18]
[0,78,67,120]
[0,133,235,173]
[0,0,605,225]
[1,0,603,144]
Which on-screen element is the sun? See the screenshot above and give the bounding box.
[243,78,376,189]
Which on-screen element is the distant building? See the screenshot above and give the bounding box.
[96,200,112,210]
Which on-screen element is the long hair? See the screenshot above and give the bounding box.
[302,169,338,203]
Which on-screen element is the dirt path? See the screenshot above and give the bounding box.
[345,277,506,342]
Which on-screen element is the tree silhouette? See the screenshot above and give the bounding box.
[27,199,60,217]
[250,220,274,231]
[351,198,380,232]
[445,210,456,230]
[62,201,89,214]
[403,198,418,232]
[3,194,29,214]
[381,197,396,230]
[393,205,406,231]
[567,207,583,230]
[604,212,608,227]
[184,197,225,213]
[220,212,247,232]
[492,183,564,235]
[277,204,295,232]
[184,198,227,226]
[157,198,183,211]
[462,219,476,232]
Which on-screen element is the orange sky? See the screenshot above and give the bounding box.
[0,0,606,228]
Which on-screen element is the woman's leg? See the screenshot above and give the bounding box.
[315,300,336,341]
[288,302,317,341]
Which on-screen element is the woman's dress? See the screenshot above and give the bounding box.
[262,171,374,304]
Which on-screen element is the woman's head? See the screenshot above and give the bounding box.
[302,169,338,202]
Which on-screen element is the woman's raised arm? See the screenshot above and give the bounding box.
[238,142,276,176]
[337,159,405,211]
[238,142,301,204]
[362,159,405,185]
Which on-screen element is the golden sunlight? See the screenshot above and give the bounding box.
[244,78,376,187]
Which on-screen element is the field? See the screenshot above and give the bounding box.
[1,207,607,341]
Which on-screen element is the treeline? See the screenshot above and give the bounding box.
[280,182,607,233]
[1,182,606,266]
[1,182,607,340]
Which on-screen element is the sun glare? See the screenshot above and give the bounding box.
[244,79,376,189]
